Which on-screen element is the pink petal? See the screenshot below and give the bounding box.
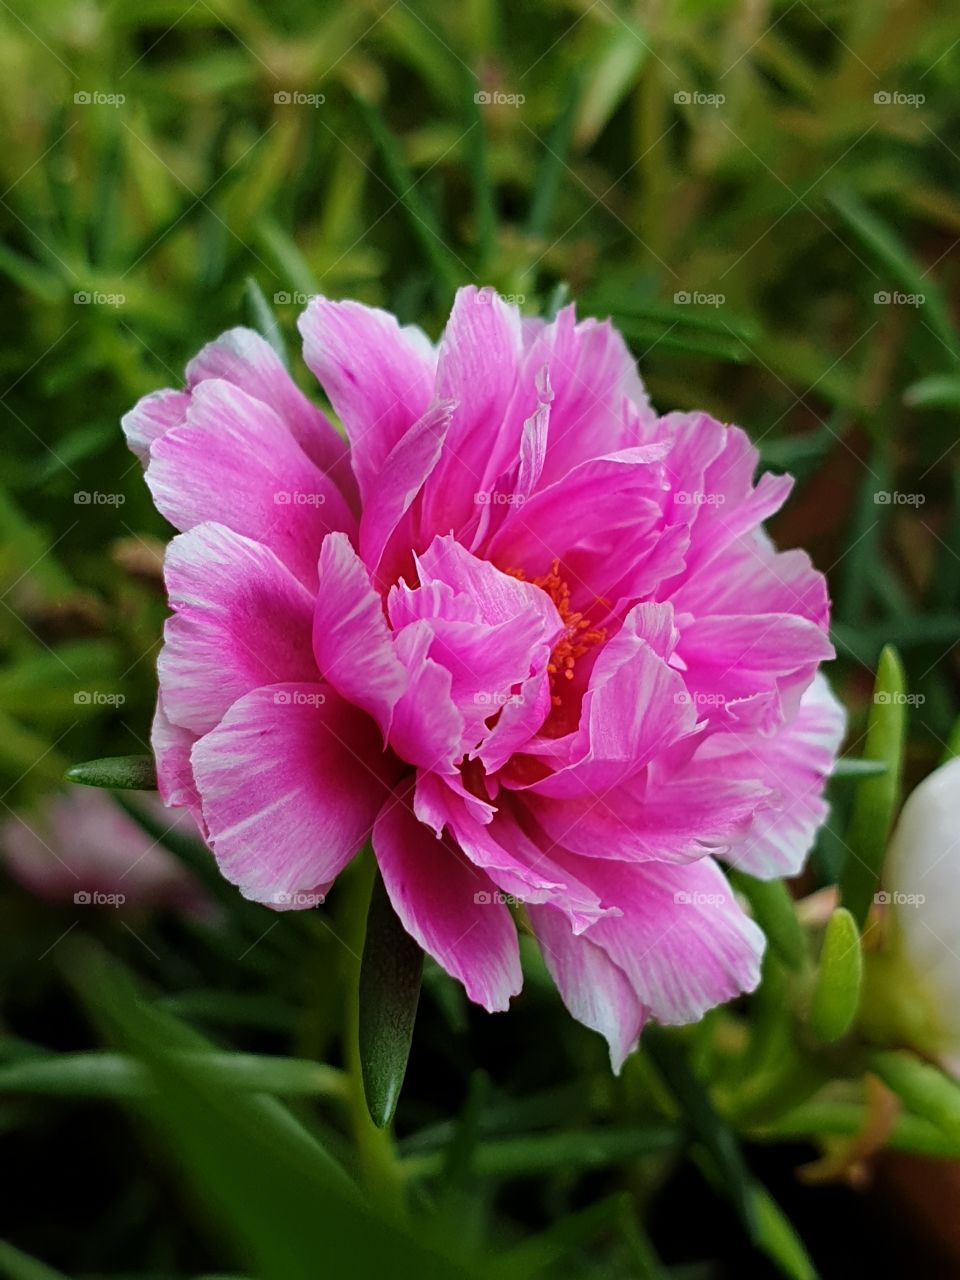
[525,305,658,489]
[529,902,646,1071]
[517,604,696,799]
[152,695,205,835]
[122,388,191,464]
[373,784,522,1011]
[298,297,436,504]
[147,380,355,588]
[529,768,765,864]
[185,327,355,500]
[419,287,523,538]
[191,684,389,906]
[159,522,317,736]
[705,673,846,878]
[415,772,611,931]
[313,532,408,734]
[561,852,765,1025]
[358,400,455,577]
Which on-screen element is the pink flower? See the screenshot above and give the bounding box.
[2,789,205,915]
[123,288,844,1067]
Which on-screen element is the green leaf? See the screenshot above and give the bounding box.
[0,1051,347,1101]
[244,275,288,366]
[839,645,906,925]
[0,1241,68,1280]
[64,754,157,790]
[831,758,889,779]
[526,82,580,240]
[643,1026,758,1241]
[359,871,424,1128]
[728,870,806,971]
[830,187,956,359]
[904,373,960,410]
[404,1126,677,1180]
[751,1183,819,1280]
[67,941,476,1279]
[870,1051,960,1146]
[354,96,463,295]
[808,908,862,1043]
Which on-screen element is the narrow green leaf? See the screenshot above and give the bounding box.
[404,1126,677,1180]
[244,275,288,366]
[643,1026,758,1241]
[0,1241,68,1280]
[0,1051,347,1101]
[359,871,423,1128]
[840,645,906,925]
[354,96,463,294]
[466,94,496,271]
[830,188,956,358]
[751,1183,819,1280]
[64,754,157,790]
[831,758,888,779]
[67,941,475,1279]
[526,83,580,240]
[870,1051,960,1146]
[904,373,960,410]
[728,870,806,971]
[809,908,862,1043]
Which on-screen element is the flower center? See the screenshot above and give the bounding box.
[505,559,606,705]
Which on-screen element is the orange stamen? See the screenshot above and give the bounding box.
[506,559,605,704]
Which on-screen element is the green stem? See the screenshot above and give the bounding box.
[341,853,407,1219]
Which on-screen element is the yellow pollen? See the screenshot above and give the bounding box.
[506,559,606,705]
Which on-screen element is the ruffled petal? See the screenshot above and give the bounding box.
[159,522,316,736]
[185,326,355,500]
[146,380,355,588]
[706,673,846,878]
[191,684,389,906]
[555,852,765,1025]
[373,784,522,1011]
[298,297,436,504]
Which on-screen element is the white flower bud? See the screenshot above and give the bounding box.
[881,757,960,1055]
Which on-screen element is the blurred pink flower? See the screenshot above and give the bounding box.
[2,788,204,915]
[123,287,844,1066]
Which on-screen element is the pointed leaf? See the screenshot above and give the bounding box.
[359,871,423,1128]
